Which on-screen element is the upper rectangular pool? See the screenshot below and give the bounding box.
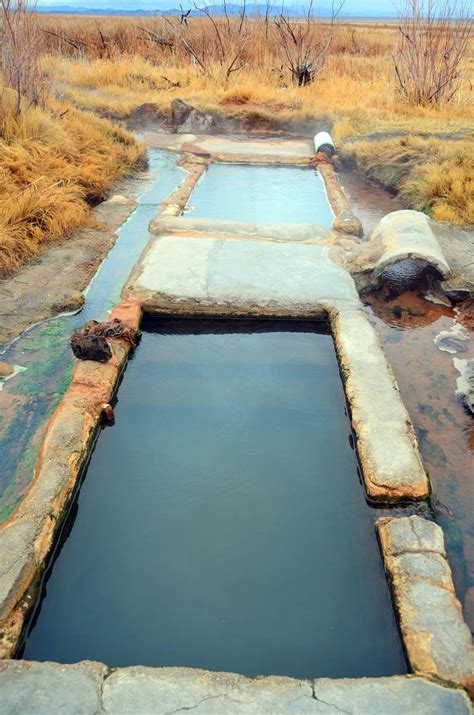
[188,164,334,227]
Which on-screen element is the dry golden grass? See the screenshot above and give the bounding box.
[0,86,145,276]
[0,12,472,279]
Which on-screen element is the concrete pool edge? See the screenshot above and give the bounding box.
[377,516,474,691]
[0,301,451,673]
[0,662,472,715]
[0,302,471,692]
[126,231,429,501]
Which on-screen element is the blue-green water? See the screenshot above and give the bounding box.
[0,151,183,521]
[22,320,406,678]
[189,164,334,227]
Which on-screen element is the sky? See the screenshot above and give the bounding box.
[36,0,398,16]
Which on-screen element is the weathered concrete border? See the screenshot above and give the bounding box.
[317,162,363,237]
[149,215,334,244]
[0,661,472,714]
[378,515,474,692]
[143,132,315,165]
[332,310,429,500]
[143,131,362,239]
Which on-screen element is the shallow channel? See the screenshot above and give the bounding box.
[21,319,406,678]
[188,164,334,227]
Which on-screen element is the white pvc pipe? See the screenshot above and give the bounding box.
[314,132,335,154]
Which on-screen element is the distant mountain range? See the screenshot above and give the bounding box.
[36,3,397,18]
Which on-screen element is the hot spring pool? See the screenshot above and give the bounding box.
[21,319,405,678]
[188,164,334,227]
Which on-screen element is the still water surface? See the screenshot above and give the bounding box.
[23,320,406,678]
[189,164,334,227]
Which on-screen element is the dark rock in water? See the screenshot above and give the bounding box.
[71,333,112,362]
[71,318,137,362]
[170,98,215,134]
[0,360,14,378]
[381,258,439,296]
[431,494,455,520]
[454,358,474,415]
[445,288,471,304]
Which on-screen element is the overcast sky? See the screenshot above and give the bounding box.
[36,0,398,16]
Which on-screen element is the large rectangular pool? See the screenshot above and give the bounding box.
[21,319,406,678]
[188,164,334,227]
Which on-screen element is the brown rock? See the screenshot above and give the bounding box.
[71,318,137,362]
[0,361,14,378]
[71,333,112,363]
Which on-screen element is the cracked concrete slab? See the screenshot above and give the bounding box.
[128,234,359,315]
[0,662,472,714]
[0,660,106,715]
[378,516,474,689]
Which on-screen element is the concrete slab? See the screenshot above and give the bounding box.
[129,235,359,316]
[378,516,474,689]
[0,662,472,714]
[0,660,106,715]
[333,310,429,500]
[188,135,314,160]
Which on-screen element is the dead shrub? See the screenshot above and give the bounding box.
[274,0,345,85]
[394,0,473,104]
[1,0,44,114]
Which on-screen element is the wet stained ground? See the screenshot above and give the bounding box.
[364,290,474,633]
[336,169,405,235]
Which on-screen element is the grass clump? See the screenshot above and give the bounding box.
[0,88,145,276]
[342,136,474,225]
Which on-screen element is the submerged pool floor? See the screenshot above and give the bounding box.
[188,164,334,227]
[22,320,405,678]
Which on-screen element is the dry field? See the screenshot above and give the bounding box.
[0,8,473,276]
